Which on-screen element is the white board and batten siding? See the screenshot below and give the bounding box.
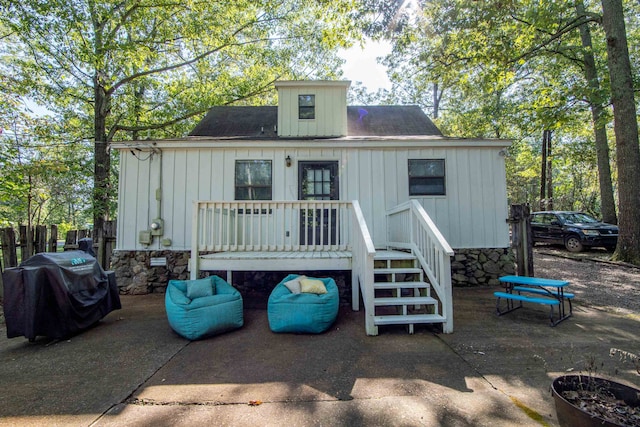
[114,138,511,252]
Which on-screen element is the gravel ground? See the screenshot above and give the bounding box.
[1,248,639,325]
[534,246,640,317]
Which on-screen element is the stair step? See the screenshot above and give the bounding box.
[374,296,438,306]
[374,281,429,289]
[374,268,422,275]
[374,251,416,261]
[374,313,446,326]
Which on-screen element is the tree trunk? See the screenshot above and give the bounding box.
[432,83,440,119]
[93,75,111,256]
[27,174,34,258]
[601,0,640,264]
[577,0,617,224]
[546,130,553,210]
[540,130,549,210]
[539,130,554,210]
[132,83,145,140]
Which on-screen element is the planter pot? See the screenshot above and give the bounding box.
[552,375,640,427]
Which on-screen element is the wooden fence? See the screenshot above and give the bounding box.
[0,220,116,273]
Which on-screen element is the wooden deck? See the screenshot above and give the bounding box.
[198,250,352,271]
[189,200,454,335]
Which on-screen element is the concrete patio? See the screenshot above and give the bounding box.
[1,285,639,426]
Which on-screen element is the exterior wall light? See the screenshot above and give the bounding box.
[286,155,292,167]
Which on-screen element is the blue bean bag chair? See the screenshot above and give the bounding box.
[268,274,339,334]
[165,276,243,340]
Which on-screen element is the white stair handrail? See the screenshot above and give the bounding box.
[350,200,377,335]
[387,200,454,333]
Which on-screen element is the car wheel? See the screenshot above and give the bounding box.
[605,245,616,252]
[565,235,584,252]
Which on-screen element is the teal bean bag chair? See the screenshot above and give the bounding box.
[268,274,339,334]
[165,276,243,340]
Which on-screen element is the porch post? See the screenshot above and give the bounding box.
[351,269,359,311]
[441,253,454,333]
[190,201,200,280]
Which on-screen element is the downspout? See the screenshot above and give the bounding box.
[156,146,162,229]
[149,146,166,247]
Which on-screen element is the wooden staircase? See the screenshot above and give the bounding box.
[373,250,446,334]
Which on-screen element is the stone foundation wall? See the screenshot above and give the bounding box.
[111,247,515,298]
[111,250,191,295]
[450,248,515,286]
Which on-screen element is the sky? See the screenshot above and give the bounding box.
[339,39,392,91]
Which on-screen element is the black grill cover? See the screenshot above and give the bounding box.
[2,250,121,340]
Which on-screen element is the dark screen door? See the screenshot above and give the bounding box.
[298,161,339,245]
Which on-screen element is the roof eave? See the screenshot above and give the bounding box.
[112,136,512,150]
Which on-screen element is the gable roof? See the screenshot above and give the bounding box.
[189,105,442,138]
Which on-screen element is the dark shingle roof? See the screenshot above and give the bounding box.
[189,106,278,138]
[347,105,441,136]
[188,105,441,138]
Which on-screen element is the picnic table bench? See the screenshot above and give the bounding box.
[495,275,573,326]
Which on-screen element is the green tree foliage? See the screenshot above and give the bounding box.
[361,0,640,262]
[0,0,359,234]
[0,97,93,229]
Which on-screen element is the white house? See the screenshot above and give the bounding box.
[111,80,513,335]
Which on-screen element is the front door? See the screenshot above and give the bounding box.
[298,161,339,245]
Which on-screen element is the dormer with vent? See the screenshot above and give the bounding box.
[275,80,350,138]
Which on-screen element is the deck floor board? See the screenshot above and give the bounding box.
[198,251,353,271]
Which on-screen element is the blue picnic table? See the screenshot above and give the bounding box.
[495,275,573,326]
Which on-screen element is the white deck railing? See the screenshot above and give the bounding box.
[387,200,455,333]
[192,200,354,252]
[191,201,376,322]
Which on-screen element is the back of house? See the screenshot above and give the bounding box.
[111,80,512,305]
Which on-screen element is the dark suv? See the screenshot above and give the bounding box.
[530,211,618,252]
